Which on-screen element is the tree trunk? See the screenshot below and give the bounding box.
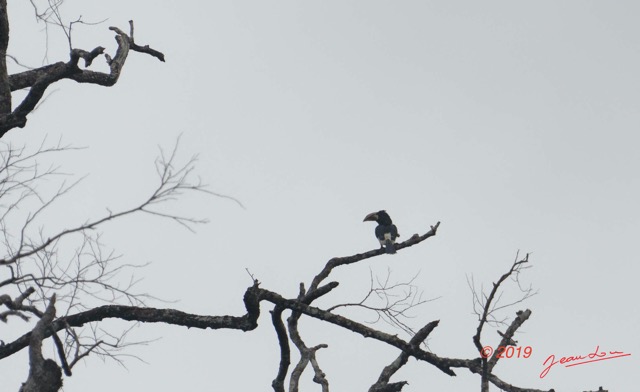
[0,0,11,114]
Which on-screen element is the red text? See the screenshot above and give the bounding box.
[540,345,631,378]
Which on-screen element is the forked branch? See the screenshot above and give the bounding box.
[1,20,164,136]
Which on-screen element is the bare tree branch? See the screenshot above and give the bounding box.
[19,294,63,392]
[487,309,532,370]
[287,283,330,392]
[0,258,605,392]
[328,269,439,338]
[1,19,164,136]
[309,345,329,392]
[0,0,10,115]
[369,320,439,392]
[470,252,536,392]
[309,222,440,293]
[0,138,242,376]
[270,305,290,392]
[50,330,71,376]
[0,282,263,361]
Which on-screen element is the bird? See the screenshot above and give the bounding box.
[363,210,400,254]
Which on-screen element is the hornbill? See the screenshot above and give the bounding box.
[363,210,400,254]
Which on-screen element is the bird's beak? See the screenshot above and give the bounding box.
[363,212,378,222]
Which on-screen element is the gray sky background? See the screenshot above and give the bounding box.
[3,1,639,391]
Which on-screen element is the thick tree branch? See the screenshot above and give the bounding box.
[19,295,63,392]
[0,278,605,392]
[484,374,553,392]
[0,0,10,115]
[487,309,532,370]
[0,287,37,321]
[309,345,329,392]
[369,320,439,392]
[1,282,464,377]
[270,305,290,392]
[70,47,105,67]
[50,331,71,377]
[259,288,461,376]
[0,20,164,137]
[0,282,262,361]
[287,283,330,392]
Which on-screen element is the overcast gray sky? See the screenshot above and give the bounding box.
[3,1,639,391]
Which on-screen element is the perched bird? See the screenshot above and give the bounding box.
[363,210,400,254]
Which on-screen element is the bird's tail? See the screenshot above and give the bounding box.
[384,241,396,254]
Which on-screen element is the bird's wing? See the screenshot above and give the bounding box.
[391,224,399,239]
